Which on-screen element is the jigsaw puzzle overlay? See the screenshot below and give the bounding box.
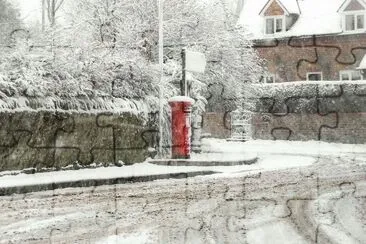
[0,111,158,171]
[0,156,365,243]
[204,34,366,143]
[204,81,366,143]
[1,0,366,243]
[250,82,366,143]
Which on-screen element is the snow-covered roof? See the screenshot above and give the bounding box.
[239,0,357,39]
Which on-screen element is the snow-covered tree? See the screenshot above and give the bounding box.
[63,0,264,110]
[44,0,65,27]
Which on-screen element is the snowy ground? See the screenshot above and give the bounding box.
[0,139,365,243]
[200,138,366,158]
[1,138,364,189]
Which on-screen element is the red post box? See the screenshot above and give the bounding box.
[168,96,195,159]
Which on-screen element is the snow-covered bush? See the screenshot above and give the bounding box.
[0,43,165,110]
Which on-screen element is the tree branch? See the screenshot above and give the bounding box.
[55,0,65,12]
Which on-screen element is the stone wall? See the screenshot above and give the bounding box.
[201,112,231,139]
[202,82,366,144]
[0,111,158,171]
[253,82,366,143]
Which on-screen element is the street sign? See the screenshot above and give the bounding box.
[185,50,206,73]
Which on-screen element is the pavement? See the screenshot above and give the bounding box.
[148,154,258,166]
[0,170,218,196]
[0,152,259,196]
[0,138,365,196]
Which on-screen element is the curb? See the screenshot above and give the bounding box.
[0,171,219,196]
[148,157,258,166]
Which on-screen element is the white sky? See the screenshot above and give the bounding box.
[11,0,42,24]
[12,0,242,25]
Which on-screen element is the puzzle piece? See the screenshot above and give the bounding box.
[316,181,366,243]
[241,170,321,243]
[182,176,248,244]
[314,34,366,66]
[97,113,158,164]
[55,113,114,166]
[292,34,366,80]
[202,82,247,139]
[0,113,17,147]
[253,112,337,141]
[12,112,74,148]
[201,112,231,139]
[0,130,55,171]
[317,84,366,143]
[256,84,319,115]
[0,112,75,171]
[0,194,25,242]
[205,83,237,113]
[255,36,318,81]
[93,184,121,239]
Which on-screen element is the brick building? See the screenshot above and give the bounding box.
[239,0,366,82]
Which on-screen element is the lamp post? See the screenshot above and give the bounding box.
[158,0,164,157]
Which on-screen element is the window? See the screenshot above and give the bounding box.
[344,12,365,31]
[265,16,285,35]
[357,14,364,28]
[339,70,362,80]
[307,72,323,81]
[266,18,274,34]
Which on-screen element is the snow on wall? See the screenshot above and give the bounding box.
[0,96,148,115]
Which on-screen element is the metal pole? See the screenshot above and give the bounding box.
[42,0,45,31]
[181,48,186,96]
[158,0,164,157]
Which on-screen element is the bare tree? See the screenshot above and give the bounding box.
[45,0,65,26]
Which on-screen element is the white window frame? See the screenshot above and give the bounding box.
[342,11,366,32]
[306,72,323,81]
[264,16,286,35]
[339,70,363,80]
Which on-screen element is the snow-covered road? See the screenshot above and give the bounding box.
[0,155,365,243]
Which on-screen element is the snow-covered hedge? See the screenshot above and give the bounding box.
[251,81,366,114]
[0,48,167,115]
